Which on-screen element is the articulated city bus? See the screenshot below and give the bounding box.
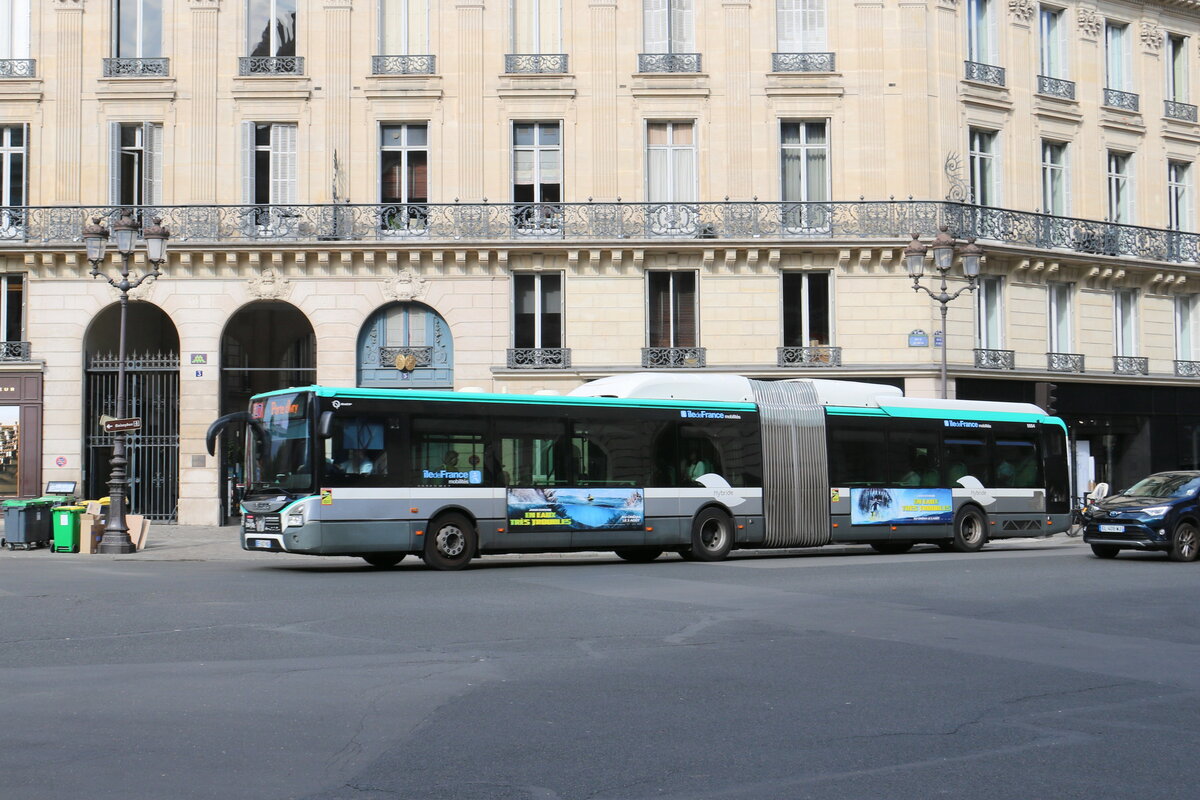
[206,373,1072,569]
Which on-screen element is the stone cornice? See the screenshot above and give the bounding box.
[52,0,85,8]
[188,0,222,8]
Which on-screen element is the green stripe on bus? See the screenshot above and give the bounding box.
[827,404,1066,428]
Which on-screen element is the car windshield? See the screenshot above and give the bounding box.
[1122,473,1200,499]
[247,392,314,494]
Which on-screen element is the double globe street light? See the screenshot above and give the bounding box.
[904,225,983,400]
[82,213,170,554]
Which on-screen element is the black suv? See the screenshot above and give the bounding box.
[1082,471,1200,561]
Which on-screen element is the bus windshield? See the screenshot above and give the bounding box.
[247,392,314,494]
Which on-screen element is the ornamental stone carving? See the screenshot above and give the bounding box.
[1008,0,1035,23]
[1141,22,1164,52]
[1076,9,1103,39]
[248,267,291,300]
[188,0,222,8]
[385,268,428,302]
[52,0,85,7]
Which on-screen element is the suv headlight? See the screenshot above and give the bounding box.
[1140,505,1171,519]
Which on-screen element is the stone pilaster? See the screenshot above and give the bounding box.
[52,0,85,203]
[456,0,486,200]
[722,0,752,199]
[188,0,221,202]
[588,0,619,200]
[325,1,354,201]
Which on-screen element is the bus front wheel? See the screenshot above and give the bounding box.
[682,508,734,562]
[422,513,477,571]
[949,506,987,553]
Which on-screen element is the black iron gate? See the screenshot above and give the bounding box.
[85,351,180,522]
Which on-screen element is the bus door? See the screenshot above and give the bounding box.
[497,417,578,549]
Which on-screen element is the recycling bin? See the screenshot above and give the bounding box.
[2,499,54,550]
[52,505,86,553]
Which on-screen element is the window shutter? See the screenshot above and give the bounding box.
[673,272,698,348]
[644,0,668,53]
[409,0,428,54]
[109,122,123,206]
[143,122,163,206]
[19,121,28,205]
[648,272,669,347]
[408,151,428,202]
[8,0,30,60]
[541,0,561,53]
[670,0,694,53]
[241,121,256,204]
[777,0,801,52]
[512,0,533,53]
[801,0,826,52]
[271,123,297,204]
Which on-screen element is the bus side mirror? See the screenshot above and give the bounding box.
[206,411,251,456]
[318,411,334,439]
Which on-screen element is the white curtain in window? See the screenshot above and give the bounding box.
[1039,8,1060,77]
[512,0,560,53]
[647,148,669,202]
[538,149,561,185]
[644,0,668,53]
[0,0,30,60]
[1106,23,1127,90]
[672,147,695,202]
[967,0,992,64]
[976,276,1003,348]
[1115,290,1136,355]
[1048,283,1071,352]
[270,123,298,205]
[1178,296,1197,360]
[1169,36,1188,102]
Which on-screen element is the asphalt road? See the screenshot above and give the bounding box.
[1,536,1196,800]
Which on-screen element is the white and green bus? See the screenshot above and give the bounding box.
[206,373,1072,569]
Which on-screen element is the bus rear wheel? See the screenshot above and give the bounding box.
[362,553,405,568]
[614,548,663,563]
[682,508,734,562]
[950,506,987,553]
[422,513,476,571]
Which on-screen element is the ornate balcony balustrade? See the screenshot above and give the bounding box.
[964,61,1005,87]
[642,347,705,368]
[380,346,433,369]
[1037,75,1075,100]
[0,59,35,78]
[238,56,305,76]
[777,346,842,367]
[504,54,568,74]
[1103,88,1139,111]
[638,53,701,73]
[1165,100,1198,122]
[1113,356,1148,375]
[507,348,571,369]
[1175,360,1200,377]
[975,349,1015,370]
[0,341,31,361]
[1047,352,1085,373]
[10,201,1200,266]
[103,58,169,77]
[371,55,436,75]
[771,52,835,72]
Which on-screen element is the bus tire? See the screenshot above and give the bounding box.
[950,506,987,553]
[422,513,476,571]
[362,553,405,568]
[870,541,914,555]
[683,508,734,562]
[614,548,663,563]
[1168,521,1199,562]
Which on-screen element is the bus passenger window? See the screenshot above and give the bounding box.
[944,437,988,485]
[995,437,1040,488]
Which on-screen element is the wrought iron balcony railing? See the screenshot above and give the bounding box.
[8,201,1200,265]
[1113,355,1148,375]
[103,58,170,77]
[1103,88,1139,111]
[771,52,835,73]
[642,347,705,368]
[638,53,701,73]
[1175,360,1200,377]
[380,346,433,369]
[1165,100,1198,122]
[777,346,841,367]
[1037,75,1075,100]
[975,348,1015,370]
[964,61,1005,87]
[507,348,571,369]
[371,55,436,75]
[0,59,35,78]
[238,56,305,76]
[0,341,31,361]
[504,54,568,74]
[1047,352,1085,373]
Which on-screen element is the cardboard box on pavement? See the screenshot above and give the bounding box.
[125,515,150,551]
[78,513,104,554]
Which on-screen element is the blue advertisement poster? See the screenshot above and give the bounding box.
[850,488,954,526]
[507,488,645,531]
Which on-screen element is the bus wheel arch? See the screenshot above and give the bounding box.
[422,510,478,570]
[682,505,735,562]
[949,503,988,553]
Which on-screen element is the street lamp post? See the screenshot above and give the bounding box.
[904,225,983,400]
[82,214,170,554]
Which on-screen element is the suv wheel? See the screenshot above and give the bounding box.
[1169,521,1200,562]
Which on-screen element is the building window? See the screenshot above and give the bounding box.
[781,121,829,202]
[0,125,25,209]
[114,0,163,59]
[1041,140,1068,216]
[782,271,830,347]
[513,272,562,349]
[1039,5,1065,78]
[1105,21,1130,91]
[109,122,163,207]
[646,122,696,203]
[247,0,297,57]
[1177,295,1199,361]
[512,122,561,204]
[1114,289,1137,356]
[380,123,428,231]
[968,128,998,206]
[379,0,428,55]
[1169,160,1192,232]
[975,275,1003,349]
[1047,282,1072,353]
[1168,33,1188,103]
[512,0,560,54]
[241,123,297,217]
[967,0,995,65]
[1107,150,1132,223]
[0,0,30,62]
[643,0,694,54]
[647,271,697,348]
[776,0,826,52]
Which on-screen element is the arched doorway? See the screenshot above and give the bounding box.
[219,301,316,522]
[357,302,453,388]
[84,302,180,521]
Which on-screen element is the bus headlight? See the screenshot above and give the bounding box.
[287,511,304,527]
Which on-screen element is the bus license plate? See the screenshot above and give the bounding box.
[253,539,273,549]
[1098,524,1125,533]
